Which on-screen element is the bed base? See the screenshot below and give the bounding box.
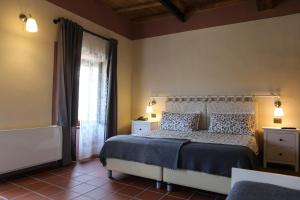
[108,168,162,189]
[106,158,163,189]
[163,168,231,194]
[106,158,231,194]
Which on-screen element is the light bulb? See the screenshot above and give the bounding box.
[146,105,153,114]
[26,17,38,32]
[274,107,284,117]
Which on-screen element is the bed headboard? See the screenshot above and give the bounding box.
[163,96,257,130]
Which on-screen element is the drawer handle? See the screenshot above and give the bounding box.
[139,128,142,131]
[279,138,283,141]
[279,153,283,156]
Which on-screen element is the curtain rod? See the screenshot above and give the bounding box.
[53,18,112,42]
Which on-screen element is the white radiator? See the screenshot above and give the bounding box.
[0,126,62,174]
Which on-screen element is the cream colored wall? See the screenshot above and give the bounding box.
[132,14,300,130]
[0,0,132,133]
[1,0,300,133]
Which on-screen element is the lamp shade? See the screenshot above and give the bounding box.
[26,17,38,32]
[274,107,284,117]
[146,105,153,114]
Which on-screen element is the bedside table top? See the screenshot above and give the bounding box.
[132,120,158,124]
[263,127,299,131]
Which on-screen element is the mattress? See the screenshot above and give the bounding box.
[99,130,258,177]
[100,135,188,169]
[139,129,259,155]
[178,141,257,177]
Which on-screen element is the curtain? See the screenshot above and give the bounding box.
[55,18,83,165]
[78,32,109,160]
[104,39,118,140]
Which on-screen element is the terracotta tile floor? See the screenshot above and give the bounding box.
[0,159,226,200]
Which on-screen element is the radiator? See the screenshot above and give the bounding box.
[0,126,62,174]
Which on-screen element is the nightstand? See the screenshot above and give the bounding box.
[263,128,299,172]
[131,121,158,135]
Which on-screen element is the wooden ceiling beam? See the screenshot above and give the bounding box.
[256,0,280,11]
[132,12,172,23]
[159,0,186,22]
[186,0,243,13]
[115,2,162,13]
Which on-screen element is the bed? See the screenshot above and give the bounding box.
[227,168,300,200]
[99,96,259,194]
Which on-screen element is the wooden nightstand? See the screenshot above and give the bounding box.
[264,128,299,172]
[131,121,158,135]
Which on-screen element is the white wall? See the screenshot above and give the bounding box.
[0,0,133,133]
[132,14,300,129]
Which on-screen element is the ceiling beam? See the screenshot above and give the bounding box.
[115,2,162,13]
[190,0,243,11]
[256,0,280,11]
[185,0,243,18]
[132,12,172,23]
[159,0,185,22]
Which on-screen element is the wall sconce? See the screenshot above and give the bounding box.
[19,13,38,33]
[274,100,284,124]
[146,99,156,114]
[146,103,153,114]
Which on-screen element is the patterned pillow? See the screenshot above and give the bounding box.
[208,113,255,135]
[160,112,201,132]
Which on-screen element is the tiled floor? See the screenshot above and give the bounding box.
[0,159,226,200]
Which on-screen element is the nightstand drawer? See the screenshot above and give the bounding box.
[267,132,296,149]
[131,121,158,135]
[132,124,150,135]
[267,147,296,163]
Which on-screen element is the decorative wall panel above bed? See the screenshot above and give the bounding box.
[161,96,257,130]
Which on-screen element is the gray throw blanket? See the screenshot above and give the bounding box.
[99,135,189,169]
[227,181,300,200]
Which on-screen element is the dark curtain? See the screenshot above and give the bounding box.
[55,18,83,165]
[104,39,118,140]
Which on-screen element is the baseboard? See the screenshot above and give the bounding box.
[0,160,63,179]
